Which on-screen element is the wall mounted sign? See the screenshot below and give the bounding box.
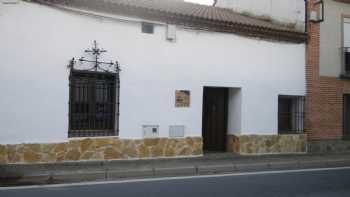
[175,90,190,107]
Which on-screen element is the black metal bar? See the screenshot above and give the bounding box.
[115,73,120,136]
[340,47,350,77]
[320,0,325,23]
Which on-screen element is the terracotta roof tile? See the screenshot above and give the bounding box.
[29,0,307,43]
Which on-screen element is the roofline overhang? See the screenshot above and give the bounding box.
[27,0,307,43]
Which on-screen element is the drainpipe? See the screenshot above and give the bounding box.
[305,0,308,34]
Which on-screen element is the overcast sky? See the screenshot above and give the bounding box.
[185,0,213,5]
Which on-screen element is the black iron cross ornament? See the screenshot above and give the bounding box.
[68,40,121,73]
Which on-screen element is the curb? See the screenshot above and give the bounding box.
[107,168,154,179]
[197,164,235,175]
[154,166,196,177]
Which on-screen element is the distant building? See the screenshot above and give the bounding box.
[306,0,350,153]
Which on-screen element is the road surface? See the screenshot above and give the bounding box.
[1,167,350,197]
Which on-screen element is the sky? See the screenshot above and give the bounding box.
[185,0,213,5]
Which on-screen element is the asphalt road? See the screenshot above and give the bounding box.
[1,167,350,197]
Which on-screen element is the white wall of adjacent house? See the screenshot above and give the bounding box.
[344,18,350,48]
[0,1,305,144]
[319,0,350,76]
[215,0,306,31]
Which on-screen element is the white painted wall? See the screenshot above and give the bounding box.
[227,88,241,136]
[344,18,350,48]
[215,0,305,31]
[0,1,306,144]
[319,0,350,76]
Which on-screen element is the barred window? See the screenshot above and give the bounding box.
[278,95,305,134]
[69,70,118,137]
[342,18,350,76]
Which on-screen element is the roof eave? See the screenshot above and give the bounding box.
[27,0,307,43]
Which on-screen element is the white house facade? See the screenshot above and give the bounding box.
[0,0,307,164]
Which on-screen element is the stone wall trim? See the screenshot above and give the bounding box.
[0,137,203,164]
[227,134,307,155]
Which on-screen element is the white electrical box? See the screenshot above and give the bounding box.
[143,125,159,138]
[166,24,176,41]
[169,125,185,138]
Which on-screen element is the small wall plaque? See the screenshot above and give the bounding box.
[175,90,190,107]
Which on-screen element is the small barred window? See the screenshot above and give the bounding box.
[278,95,305,134]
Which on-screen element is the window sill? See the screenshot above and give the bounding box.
[278,132,304,135]
[68,130,118,138]
[68,135,119,141]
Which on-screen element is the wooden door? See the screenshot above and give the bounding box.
[202,87,228,152]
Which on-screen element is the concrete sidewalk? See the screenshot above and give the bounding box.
[1,153,350,187]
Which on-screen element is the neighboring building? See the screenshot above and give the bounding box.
[0,0,307,164]
[306,0,350,152]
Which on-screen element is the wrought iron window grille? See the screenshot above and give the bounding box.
[341,47,350,78]
[67,41,121,137]
[68,40,121,73]
[278,95,305,134]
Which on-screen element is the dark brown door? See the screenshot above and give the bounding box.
[278,97,293,133]
[202,87,228,152]
[344,94,350,138]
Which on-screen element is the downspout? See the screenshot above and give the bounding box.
[305,0,308,34]
[116,71,120,136]
[305,0,310,44]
